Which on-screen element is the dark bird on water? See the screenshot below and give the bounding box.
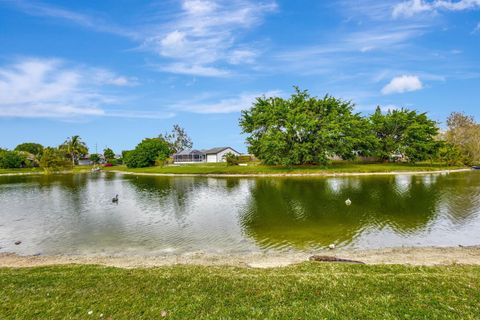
[112,194,119,203]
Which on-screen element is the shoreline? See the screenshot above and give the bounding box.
[2,246,479,268]
[106,168,471,178]
[0,168,471,178]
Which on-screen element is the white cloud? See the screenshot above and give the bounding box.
[0,58,144,118]
[142,0,277,76]
[171,90,282,113]
[393,0,480,18]
[159,63,230,77]
[381,75,423,94]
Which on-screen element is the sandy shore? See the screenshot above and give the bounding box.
[108,168,472,178]
[1,246,479,269]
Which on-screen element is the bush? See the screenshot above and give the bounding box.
[39,148,72,173]
[124,138,172,168]
[0,150,27,169]
[223,152,240,166]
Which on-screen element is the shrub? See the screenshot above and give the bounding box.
[0,150,26,169]
[124,138,172,168]
[223,152,240,166]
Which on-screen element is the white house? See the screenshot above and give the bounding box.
[173,147,240,164]
[204,147,240,163]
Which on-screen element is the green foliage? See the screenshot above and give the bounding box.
[0,150,27,169]
[14,142,44,156]
[444,112,480,165]
[223,152,240,166]
[39,147,72,173]
[89,154,101,164]
[124,137,172,168]
[240,87,375,165]
[438,142,464,166]
[59,136,88,165]
[160,124,193,153]
[103,148,115,163]
[370,107,440,163]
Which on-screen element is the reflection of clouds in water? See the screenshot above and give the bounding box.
[327,178,347,193]
[422,174,437,187]
[395,175,412,194]
[327,178,362,194]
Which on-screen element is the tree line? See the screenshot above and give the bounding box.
[0,125,194,171]
[0,136,120,172]
[240,87,480,166]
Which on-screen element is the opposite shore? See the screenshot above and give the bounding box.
[0,164,472,177]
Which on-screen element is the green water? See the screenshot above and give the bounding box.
[0,172,479,255]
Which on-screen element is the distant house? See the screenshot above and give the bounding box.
[173,147,240,164]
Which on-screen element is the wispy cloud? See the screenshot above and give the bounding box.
[393,0,480,18]
[0,58,159,119]
[381,75,423,94]
[5,0,277,77]
[6,0,138,39]
[141,0,277,76]
[170,90,282,113]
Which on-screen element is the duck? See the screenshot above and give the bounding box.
[112,194,119,203]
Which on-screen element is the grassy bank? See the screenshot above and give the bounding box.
[104,162,467,175]
[1,263,479,319]
[0,166,95,175]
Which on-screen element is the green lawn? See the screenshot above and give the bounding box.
[1,263,479,319]
[0,166,95,175]
[104,161,467,175]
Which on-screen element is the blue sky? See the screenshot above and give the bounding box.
[1,0,479,153]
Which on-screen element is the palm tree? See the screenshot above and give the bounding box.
[60,135,88,166]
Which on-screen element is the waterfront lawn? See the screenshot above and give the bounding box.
[1,263,479,319]
[104,161,466,175]
[0,166,95,175]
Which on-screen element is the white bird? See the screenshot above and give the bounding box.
[345,198,352,206]
[328,244,336,250]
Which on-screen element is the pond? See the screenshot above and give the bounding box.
[1,172,480,256]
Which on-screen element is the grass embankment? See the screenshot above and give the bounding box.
[0,166,95,175]
[1,263,479,319]
[104,162,467,175]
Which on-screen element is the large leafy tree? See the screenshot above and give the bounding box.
[124,137,172,168]
[240,88,375,165]
[444,112,480,165]
[161,124,193,153]
[59,135,88,166]
[103,148,115,163]
[15,142,44,157]
[370,107,439,163]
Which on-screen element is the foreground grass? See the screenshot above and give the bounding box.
[1,263,479,319]
[104,161,466,175]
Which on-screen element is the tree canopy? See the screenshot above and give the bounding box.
[103,148,115,163]
[59,136,88,166]
[124,137,172,168]
[161,124,193,153]
[370,107,440,163]
[15,143,44,157]
[240,88,441,165]
[240,88,375,165]
[444,112,480,165]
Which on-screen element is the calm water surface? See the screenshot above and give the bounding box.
[1,172,479,255]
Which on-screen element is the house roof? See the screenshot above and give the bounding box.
[203,147,240,155]
[173,149,204,156]
[174,147,240,156]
